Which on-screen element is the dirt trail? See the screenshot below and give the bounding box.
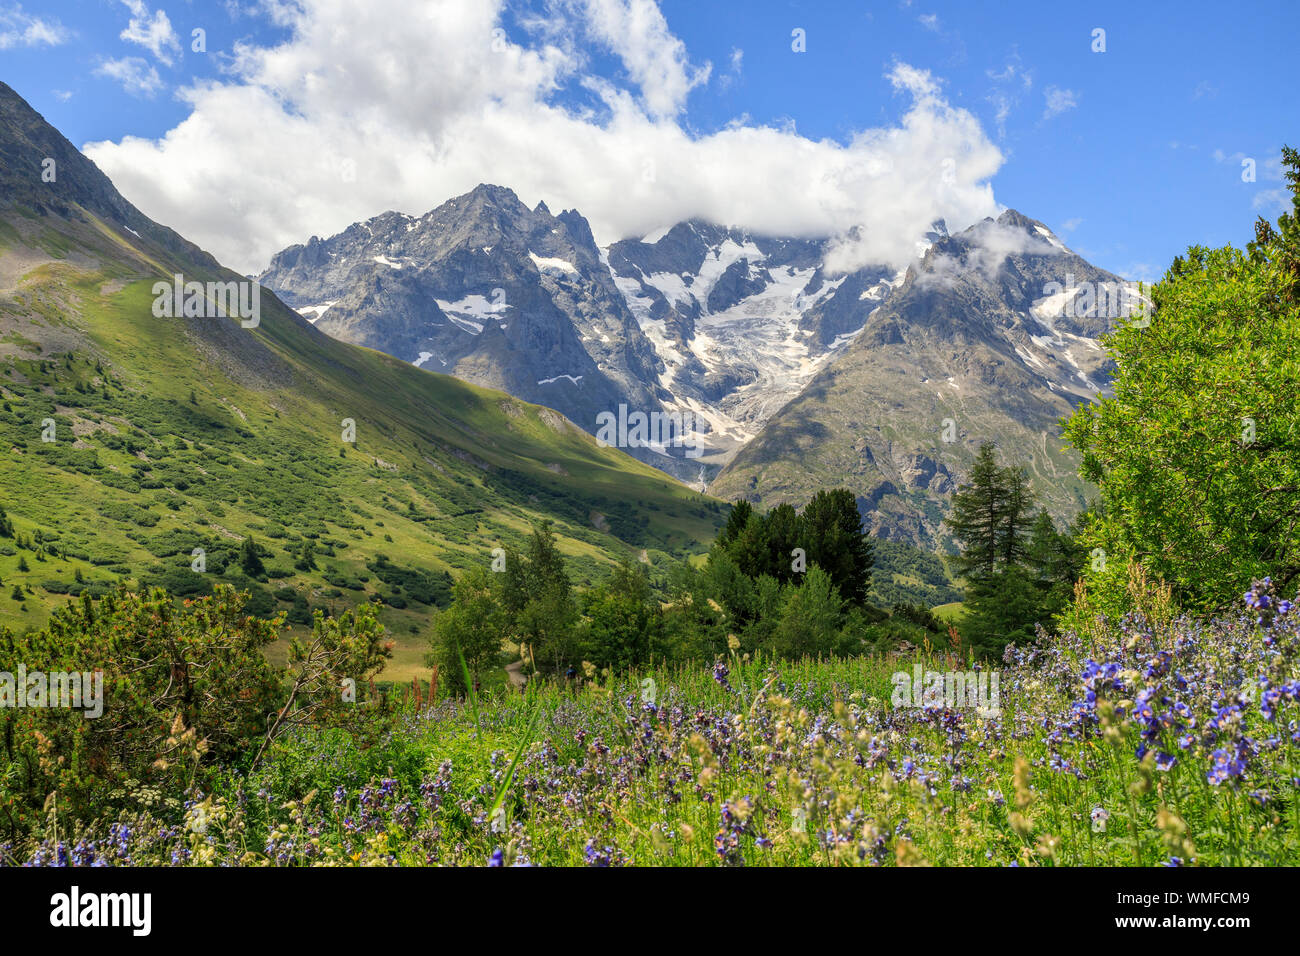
[506,659,527,691]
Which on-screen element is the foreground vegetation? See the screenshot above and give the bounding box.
[4,570,1297,866]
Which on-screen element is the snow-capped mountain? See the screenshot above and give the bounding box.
[603,221,904,464]
[258,185,912,482]
[711,210,1136,545]
[258,184,692,473]
[261,187,1137,538]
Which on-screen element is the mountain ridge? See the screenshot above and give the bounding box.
[261,186,1131,543]
[0,83,724,670]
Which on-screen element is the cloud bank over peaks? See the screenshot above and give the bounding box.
[84,0,1005,275]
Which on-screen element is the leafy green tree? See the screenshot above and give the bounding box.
[699,546,755,625]
[293,539,317,572]
[497,521,579,670]
[429,566,505,693]
[773,566,844,658]
[583,560,660,669]
[1065,147,1300,611]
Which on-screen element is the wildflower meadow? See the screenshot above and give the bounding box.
[7,573,1296,869]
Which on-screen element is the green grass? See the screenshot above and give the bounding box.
[28,617,1296,867]
[0,210,726,666]
[931,601,967,623]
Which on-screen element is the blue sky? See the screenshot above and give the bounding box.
[3,0,1297,279]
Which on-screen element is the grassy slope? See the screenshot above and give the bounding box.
[0,206,724,679]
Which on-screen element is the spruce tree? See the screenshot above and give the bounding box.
[239,536,265,577]
[799,488,873,605]
[946,444,1008,582]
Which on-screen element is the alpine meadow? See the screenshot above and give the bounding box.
[1,0,1298,923]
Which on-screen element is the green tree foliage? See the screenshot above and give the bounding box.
[773,566,844,658]
[1065,147,1300,611]
[253,601,390,769]
[1024,508,1088,622]
[514,521,578,669]
[428,566,504,694]
[959,566,1043,654]
[1,586,281,822]
[714,489,874,606]
[799,489,875,606]
[583,558,659,670]
[946,443,1011,583]
[239,535,265,577]
[947,446,1085,655]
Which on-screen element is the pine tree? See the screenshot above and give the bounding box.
[946,444,1008,582]
[999,464,1035,568]
[948,447,1064,656]
[799,488,874,606]
[762,503,801,583]
[239,536,265,577]
[729,511,771,580]
[720,500,753,545]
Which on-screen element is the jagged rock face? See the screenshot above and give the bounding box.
[604,221,897,468]
[264,189,1132,541]
[257,184,699,475]
[262,201,902,485]
[710,210,1135,546]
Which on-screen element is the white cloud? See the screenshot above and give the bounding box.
[1060,217,1083,233]
[577,0,710,117]
[84,0,1004,275]
[0,4,68,49]
[1122,262,1160,285]
[719,46,742,91]
[918,13,940,31]
[1042,86,1078,120]
[918,220,1059,289]
[118,0,182,65]
[984,51,1032,139]
[1253,189,1288,214]
[94,56,165,97]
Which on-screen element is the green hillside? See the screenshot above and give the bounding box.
[0,88,724,677]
